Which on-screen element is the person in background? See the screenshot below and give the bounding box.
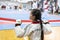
[19,4,23,11]
[32,0,38,9]
[55,4,59,14]
[37,0,44,12]
[14,6,18,10]
[14,9,52,40]
[1,5,6,10]
[53,2,56,14]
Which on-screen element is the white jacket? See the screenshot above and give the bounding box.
[14,23,52,40]
[32,2,38,9]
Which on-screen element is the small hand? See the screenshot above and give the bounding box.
[16,19,22,24]
[15,19,22,27]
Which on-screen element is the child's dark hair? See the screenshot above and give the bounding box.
[31,9,44,40]
[31,9,41,21]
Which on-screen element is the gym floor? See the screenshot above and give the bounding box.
[0,27,60,40]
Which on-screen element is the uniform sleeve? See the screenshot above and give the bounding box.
[14,26,25,37]
[43,24,52,35]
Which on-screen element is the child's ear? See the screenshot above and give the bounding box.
[33,16,36,19]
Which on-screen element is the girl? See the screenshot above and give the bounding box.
[14,9,52,40]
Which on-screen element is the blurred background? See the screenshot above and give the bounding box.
[0,0,60,40]
[0,0,60,14]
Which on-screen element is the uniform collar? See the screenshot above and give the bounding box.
[32,21,40,24]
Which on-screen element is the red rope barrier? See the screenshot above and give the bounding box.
[0,17,16,22]
[0,17,60,23]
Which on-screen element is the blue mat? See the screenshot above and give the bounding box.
[0,10,60,30]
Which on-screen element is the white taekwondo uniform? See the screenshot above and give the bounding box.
[14,21,52,40]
